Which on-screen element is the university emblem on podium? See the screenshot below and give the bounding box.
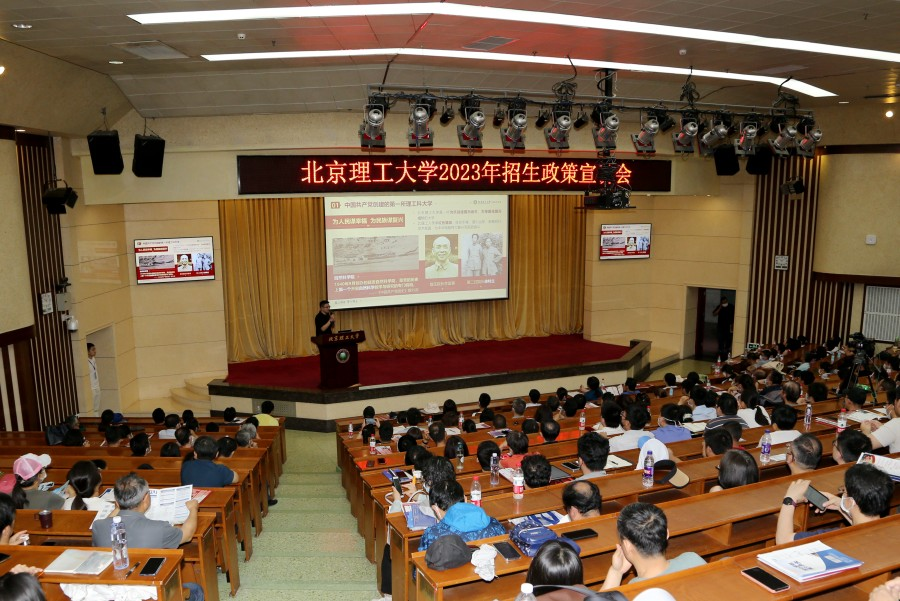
[336,349,350,363]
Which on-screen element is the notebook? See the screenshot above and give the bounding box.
[402,502,437,531]
[757,540,862,582]
[44,549,114,575]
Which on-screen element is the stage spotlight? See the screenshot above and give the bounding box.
[699,122,729,156]
[359,98,387,148]
[572,111,590,130]
[780,178,806,196]
[501,112,528,150]
[492,105,505,127]
[631,117,660,154]
[650,109,676,132]
[769,122,798,157]
[42,180,78,215]
[407,104,433,147]
[439,104,455,125]
[796,127,822,158]
[545,113,572,150]
[672,119,699,153]
[734,123,758,156]
[457,110,486,148]
[592,113,619,150]
[535,109,550,128]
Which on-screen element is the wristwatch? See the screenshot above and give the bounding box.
[782,497,796,507]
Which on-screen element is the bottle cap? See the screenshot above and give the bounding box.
[113,516,121,523]
[521,583,534,594]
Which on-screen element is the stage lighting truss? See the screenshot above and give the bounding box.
[457,95,485,148]
[795,117,822,158]
[672,114,699,153]
[359,102,387,148]
[631,115,660,154]
[407,102,436,147]
[734,120,759,156]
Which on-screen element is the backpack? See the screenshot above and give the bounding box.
[509,519,559,557]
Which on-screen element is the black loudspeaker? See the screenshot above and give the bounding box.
[713,146,740,176]
[42,186,78,214]
[780,178,806,195]
[132,134,166,177]
[746,147,772,175]
[87,130,124,175]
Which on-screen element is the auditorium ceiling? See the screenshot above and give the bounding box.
[1,0,898,118]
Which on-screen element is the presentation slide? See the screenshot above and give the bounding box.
[600,224,652,260]
[134,236,215,284]
[324,194,509,309]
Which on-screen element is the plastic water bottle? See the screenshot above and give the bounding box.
[347,423,354,437]
[837,409,848,433]
[760,429,772,465]
[456,442,465,471]
[470,475,482,507]
[579,410,586,432]
[515,582,537,601]
[369,435,376,454]
[714,356,722,375]
[512,468,525,500]
[804,402,813,430]
[427,415,433,426]
[727,352,732,361]
[458,414,464,429]
[111,516,130,570]
[490,453,500,486]
[642,450,654,488]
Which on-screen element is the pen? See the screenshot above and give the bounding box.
[124,562,140,578]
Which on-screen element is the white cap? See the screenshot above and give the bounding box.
[113,516,121,523]
[634,588,677,601]
[520,583,533,594]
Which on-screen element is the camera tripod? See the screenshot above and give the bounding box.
[837,351,880,407]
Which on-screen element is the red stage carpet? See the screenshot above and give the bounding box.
[226,335,630,390]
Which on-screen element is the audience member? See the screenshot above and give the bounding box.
[476,393,491,415]
[217,436,238,458]
[576,432,610,480]
[0,493,27,545]
[861,386,899,452]
[417,480,505,552]
[378,422,394,444]
[688,387,717,422]
[13,454,63,510]
[493,414,508,430]
[151,407,166,424]
[511,398,527,419]
[541,419,561,442]
[581,376,602,402]
[129,432,152,457]
[407,407,423,428]
[785,433,822,475]
[528,389,542,405]
[601,502,706,589]
[705,393,749,431]
[737,391,770,426]
[61,429,87,447]
[522,419,540,435]
[0,571,46,601]
[479,408,495,424]
[522,455,552,489]
[767,404,801,445]
[158,414,180,439]
[561,481,601,523]
[461,419,477,434]
[609,404,654,452]
[254,400,279,426]
[444,436,468,460]
[181,436,238,487]
[63,461,115,513]
[236,428,257,449]
[501,431,530,468]
[776,463,893,544]
[832,429,873,464]
[527,539,592,599]
[653,404,691,443]
[595,400,624,436]
[161,442,182,457]
[428,422,446,447]
[709,449,759,492]
[205,422,220,433]
[476,441,501,471]
[397,434,417,453]
[222,406,238,423]
[807,381,829,403]
[701,428,733,458]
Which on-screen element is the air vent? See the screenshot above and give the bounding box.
[111,41,189,60]
[463,36,516,51]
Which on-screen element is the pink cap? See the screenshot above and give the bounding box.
[12,453,51,480]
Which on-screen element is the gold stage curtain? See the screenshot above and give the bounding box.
[219,194,585,362]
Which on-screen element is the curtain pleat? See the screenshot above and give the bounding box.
[219,194,585,362]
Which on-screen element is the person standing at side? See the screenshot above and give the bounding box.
[87,343,101,416]
[712,295,734,357]
[315,300,335,335]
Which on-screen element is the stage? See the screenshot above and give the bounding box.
[208,335,651,431]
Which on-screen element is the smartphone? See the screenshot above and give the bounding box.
[561,461,581,471]
[493,541,522,562]
[392,476,403,496]
[365,460,375,468]
[139,557,166,577]
[741,567,789,592]
[564,528,599,541]
[805,484,829,512]
[377,457,386,465]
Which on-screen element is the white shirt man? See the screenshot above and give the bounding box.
[88,343,101,415]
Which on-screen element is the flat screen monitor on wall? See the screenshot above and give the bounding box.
[600,224,651,260]
[134,236,215,284]
[324,194,510,309]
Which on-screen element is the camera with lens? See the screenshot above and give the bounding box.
[847,332,875,363]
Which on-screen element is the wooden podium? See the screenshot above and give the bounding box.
[311,330,366,388]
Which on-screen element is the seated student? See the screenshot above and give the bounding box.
[428,422,446,447]
[359,423,377,444]
[832,429,873,464]
[684,387,717,422]
[99,409,115,432]
[528,389,542,405]
[12,454,63,510]
[761,370,785,405]
[576,432,610,480]
[217,436,238,458]
[781,380,803,407]
[417,480,505,552]
[104,424,129,447]
[222,406,238,424]
[861,386,900,452]
[653,404,691,444]
[786,433,822,475]
[533,405,554,425]
[601,502,706,589]
[129,433,152,457]
[559,481,601,523]
[0,569,46,601]
[461,419,478,434]
[152,407,166,425]
[705,394,749,431]
[501,431,530,468]
[541,419,561,443]
[546,396,561,416]
[441,411,459,428]
[388,455,453,513]
[622,377,639,395]
[709,449,759,492]
[173,426,194,449]
[62,461,116,514]
[476,441,501,471]
[766,404,801,446]
[443,436,468,460]
[442,399,458,416]
[378,422,394,444]
[557,386,572,405]
[776,462,893,544]
[737,391,771,427]
[808,381,829,404]
[522,419,540,435]
[473,393,491,417]
[181,436,238,487]
[594,400,624,436]
[609,404,654,453]
[658,373,678,398]
[527,539,593,600]
[522,455,552,489]
[479,408,495,425]
[362,405,378,427]
[562,397,579,418]
[0,492,28,545]
[511,398,527,419]
[396,434,416,454]
[580,376,603,402]
[406,407,423,428]
[158,414,180,439]
[161,441,182,457]
[253,400,279,427]
[701,428,733,458]
[205,422,220,433]
[721,421,745,449]
[92,474,203,601]
[62,429,88,447]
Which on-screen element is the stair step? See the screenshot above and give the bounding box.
[185,376,224,396]
[170,386,211,410]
